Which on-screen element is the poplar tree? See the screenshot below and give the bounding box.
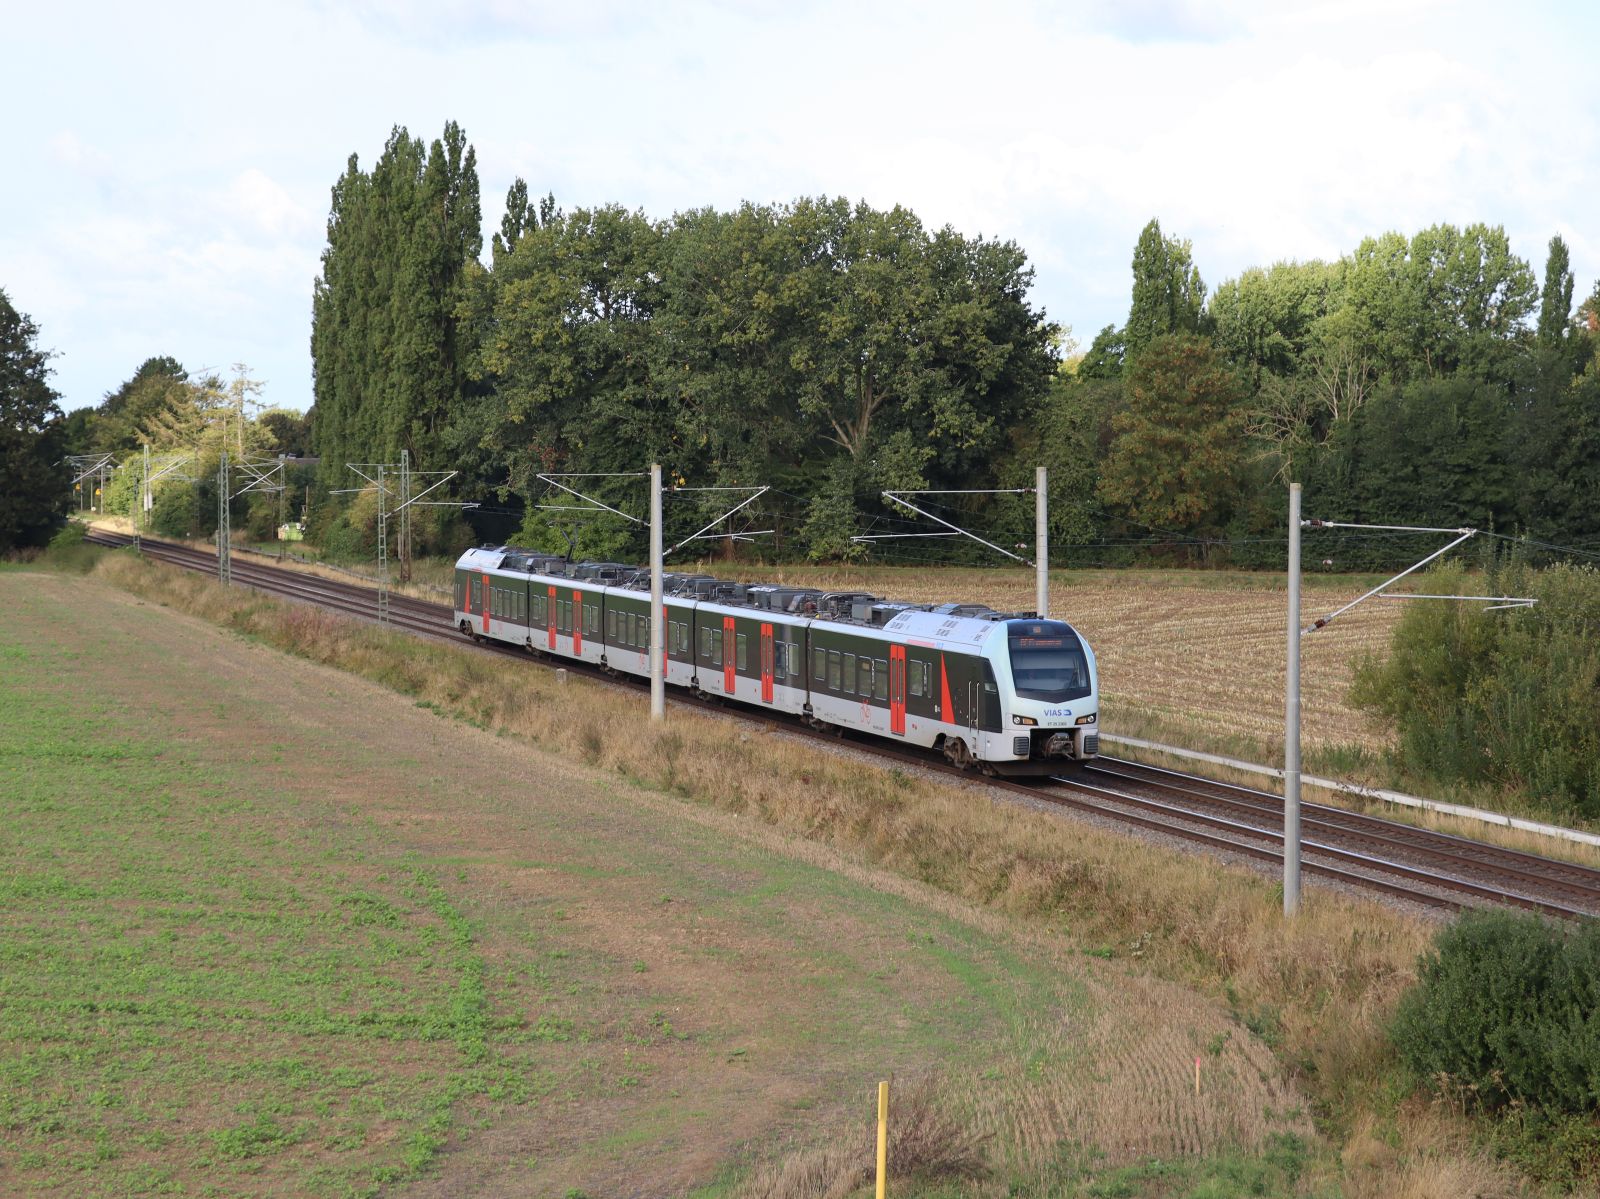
[1124,219,1206,361]
[1537,234,1574,344]
[311,122,482,481]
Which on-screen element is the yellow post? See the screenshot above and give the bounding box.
[876,1079,889,1198]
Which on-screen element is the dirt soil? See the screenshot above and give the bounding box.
[0,571,1312,1196]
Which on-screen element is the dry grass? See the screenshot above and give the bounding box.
[81,517,454,601]
[1340,1107,1527,1199]
[738,1077,990,1199]
[1108,740,1600,871]
[87,551,1523,1195]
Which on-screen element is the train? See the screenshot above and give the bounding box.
[452,547,1099,774]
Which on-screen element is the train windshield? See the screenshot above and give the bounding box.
[1007,622,1091,702]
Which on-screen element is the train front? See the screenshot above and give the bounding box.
[995,618,1099,767]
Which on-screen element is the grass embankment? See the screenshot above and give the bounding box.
[0,561,1319,1197]
[32,547,1534,1195]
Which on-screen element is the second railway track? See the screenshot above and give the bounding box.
[85,529,1600,920]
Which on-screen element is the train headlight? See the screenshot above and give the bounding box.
[1075,714,1097,725]
[1012,715,1037,726]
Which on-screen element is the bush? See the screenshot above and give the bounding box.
[1391,910,1600,1115]
[150,483,216,540]
[1352,558,1600,818]
[49,522,87,549]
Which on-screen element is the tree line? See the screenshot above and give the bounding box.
[307,122,1600,568]
[9,118,1597,565]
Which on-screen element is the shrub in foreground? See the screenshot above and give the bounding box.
[1391,909,1600,1115]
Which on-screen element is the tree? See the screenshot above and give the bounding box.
[787,198,1055,475]
[311,122,483,482]
[1537,234,1574,345]
[491,178,558,263]
[0,289,68,551]
[480,202,667,548]
[1098,334,1244,545]
[90,356,189,451]
[1077,325,1126,380]
[1327,376,1516,531]
[258,409,313,457]
[1338,224,1536,383]
[1124,219,1206,361]
[1208,260,1338,387]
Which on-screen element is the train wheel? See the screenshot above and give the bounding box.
[943,738,971,769]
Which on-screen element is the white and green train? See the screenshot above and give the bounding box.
[453,547,1099,774]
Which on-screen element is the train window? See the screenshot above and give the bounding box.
[586,605,600,636]
[606,610,617,640]
[909,660,928,698]
[788,643,802,679]
[710,629,723,666]
[858,658,873,696]
[842,654,856,694]
[736,634,748,671]
[827,650,841,690]
[874,659,889,701]
[813,647,826,681]
[640,617,650,649]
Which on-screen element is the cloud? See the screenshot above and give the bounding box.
[322,0,652,47]
[223,169,320,240]
[1080,0,1241,43]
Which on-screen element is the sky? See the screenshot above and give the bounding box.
[5,0,1598,415]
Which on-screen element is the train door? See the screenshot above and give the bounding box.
[547,584,557,650]
[481,574,491,633]
[759,623,774,703]
[888,645,906,735]
[573,591,583,656]
[723,615,736,693]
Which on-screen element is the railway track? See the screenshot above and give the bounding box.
[84,529,1600,919]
